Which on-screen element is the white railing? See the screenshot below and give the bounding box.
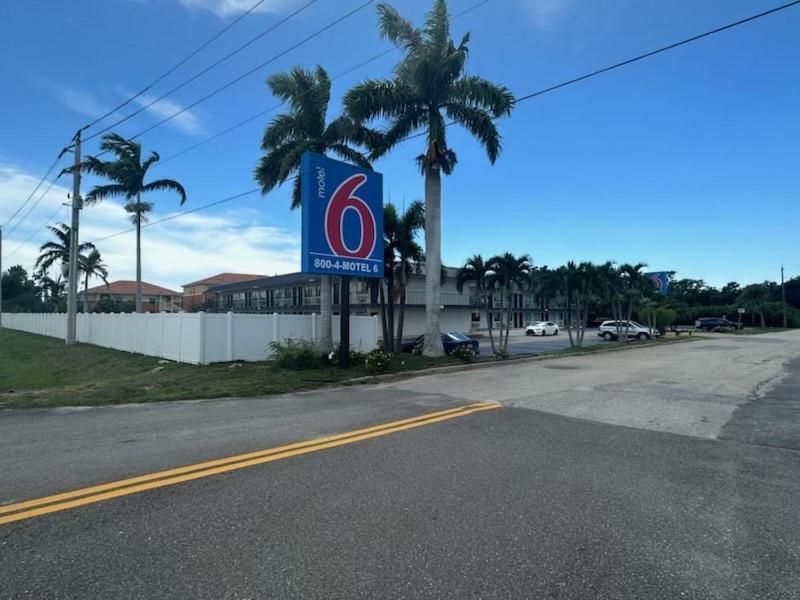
[1,312,379,365]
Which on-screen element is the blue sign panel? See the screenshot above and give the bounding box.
[301,152,383,278]
[646,271,669,296]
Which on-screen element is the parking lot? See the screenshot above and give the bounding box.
[499,327,605,355]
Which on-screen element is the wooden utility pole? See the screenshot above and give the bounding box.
[781,266,787,328]
[65,131,82,345]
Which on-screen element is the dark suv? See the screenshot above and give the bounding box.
[695,317,741,332]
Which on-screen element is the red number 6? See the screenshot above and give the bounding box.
[324,174,376,259]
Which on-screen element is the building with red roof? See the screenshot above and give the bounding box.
[84,280,183,313]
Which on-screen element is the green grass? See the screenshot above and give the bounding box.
[0,329,457,410]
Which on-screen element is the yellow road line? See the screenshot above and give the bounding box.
[0,402,500,526]
[0,402,487,516]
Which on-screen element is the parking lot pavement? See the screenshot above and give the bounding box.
[392,330,800,442]
[503,327,604,355]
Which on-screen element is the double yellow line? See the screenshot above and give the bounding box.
[0,402,500,526]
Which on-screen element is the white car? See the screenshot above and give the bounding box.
[526,321,559,336]
[597,320,659,341]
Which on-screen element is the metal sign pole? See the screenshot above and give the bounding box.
[339,276,350,368]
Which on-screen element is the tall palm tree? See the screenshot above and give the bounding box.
[75,133,186,313]
[390,201,424,350]
[34,223,95,277]
[487,253,531,355]
[255,65,372,355]
[345,0,514,357]
[456,254,497,355]
[78,249,109,313]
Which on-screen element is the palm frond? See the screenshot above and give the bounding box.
[376,3,423,54]
[448,76,515,117]
[84,183,131,205]
[140,179,187,205]
[443,103,501,163]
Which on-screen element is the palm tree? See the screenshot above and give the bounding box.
[617,262,648,342]
[456,254,497,355]
[74,133,186,313]
[738,284,770,328]
[344,0,514,357]
[255,65,372,355]
[78,249,109,313]
[487,253,531,355]
[381,200,425,351]
[34,223,95,277]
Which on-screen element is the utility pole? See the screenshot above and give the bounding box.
[65,130,82,345]
[781,265,787,329]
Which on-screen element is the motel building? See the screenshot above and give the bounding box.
[206,267,566,339]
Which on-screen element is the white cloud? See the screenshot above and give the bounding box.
[177,0,299,18]
[518,0,571,29]
[1,163,299,291]
[51,85,110,119]
[130,92,206,136]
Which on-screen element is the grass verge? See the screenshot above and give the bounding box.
[541,335,699,358]
[0,329,456,410]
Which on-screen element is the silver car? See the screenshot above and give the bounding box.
[597,320,659,341]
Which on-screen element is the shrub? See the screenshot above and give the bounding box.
[364,349,392,374]
[269,339,319,370]
[450,345,475,362]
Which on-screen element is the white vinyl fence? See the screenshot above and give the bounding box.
[1,312,379,364]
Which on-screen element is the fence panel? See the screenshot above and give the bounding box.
[2,312,378,364]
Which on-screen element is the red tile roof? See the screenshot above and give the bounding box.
[85,280,181,296]
[182,272,267,288]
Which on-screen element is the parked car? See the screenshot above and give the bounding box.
[400,332,480,355]
[695,317,742,332]
[526,321,559,336]
[589,317,612,328]
[597,320,660,341]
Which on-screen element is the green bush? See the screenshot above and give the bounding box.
[450,345,475,362]
[268,339,319,370]
[364,349,392,374]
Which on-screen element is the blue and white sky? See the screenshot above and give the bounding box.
[1,0,798,291]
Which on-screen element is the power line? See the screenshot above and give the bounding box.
[400,0,800,145]
[85,188,261,245]
[1,153,64,231]
[81,0,271,132]
[2,202,67,263]
[25,0,795,255]
[2,175,63,241]
[515,0,800,104]
[93,0,376,156]
[85,0,319,142]
[157,0,490,166]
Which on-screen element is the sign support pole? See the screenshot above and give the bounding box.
[339,275,350,368]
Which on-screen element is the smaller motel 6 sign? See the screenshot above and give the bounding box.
[300,152,384,279]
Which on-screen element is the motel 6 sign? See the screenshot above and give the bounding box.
[301,152,384,279]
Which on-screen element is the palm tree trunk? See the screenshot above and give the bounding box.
[386,266,396,352]
[422,165,444,357]
[485,295,497,355]
[378,282,389,350]
[135,197,143,313]
[83,273,89,314]
[317,275,333,354]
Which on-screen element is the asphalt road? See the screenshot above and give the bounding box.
[2,331,799,599]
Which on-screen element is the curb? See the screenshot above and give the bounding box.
[338,336,702,387]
